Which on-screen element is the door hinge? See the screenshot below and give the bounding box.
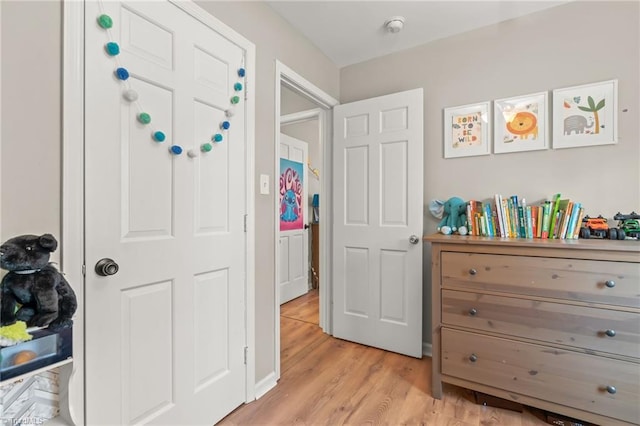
[82,264,86,276]
[244,346,248,365]
[244,214,248,232]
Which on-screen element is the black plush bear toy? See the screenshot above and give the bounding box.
[0,234,77,330]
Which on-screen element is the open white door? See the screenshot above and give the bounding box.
[279,133,309,304]
[332,89,423,358]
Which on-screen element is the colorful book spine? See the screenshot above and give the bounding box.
[541,201,551,239]
[549,194,562,239]
[526,206,534,238]
[502,199,512,238]
[518,198,527,238]
[507,197,518,238]
[484,203,496,237]
[560,202,573,239]
[565,202,581,240]
[510,196,520,237]
[494,194,505,238]
[572,207,585,239]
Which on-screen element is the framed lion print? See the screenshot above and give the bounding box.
[493,92,548,154]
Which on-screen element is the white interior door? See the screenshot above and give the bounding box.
[332,89,423,358]
[84,1,248,424]
[279,133,309,304]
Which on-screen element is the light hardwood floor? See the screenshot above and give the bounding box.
[219,289,551,425]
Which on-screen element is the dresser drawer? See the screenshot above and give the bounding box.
[441,328,640,424]
[442,289,640,358]
[441,252,640,308]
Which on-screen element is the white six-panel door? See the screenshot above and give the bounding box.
[279,133,309,304]
[84,1,248,424]
[332,89,424,358]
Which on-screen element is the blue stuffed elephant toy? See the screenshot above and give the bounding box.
[429,197,468,235]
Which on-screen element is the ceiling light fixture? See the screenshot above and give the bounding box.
[384,16,405,34]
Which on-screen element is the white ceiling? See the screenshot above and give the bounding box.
[266,1,570,67]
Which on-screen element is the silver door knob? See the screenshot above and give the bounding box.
[95,258,119,276]
[409,235,420,244]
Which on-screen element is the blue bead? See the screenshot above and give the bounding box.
[212,133,223,143]
[234,82,243,91]
[153,131,166,142]
[220,121,231,130]
[237,68,246,77]
[170,145,183,155]
[105,42,120,56]
[115,67,129,80]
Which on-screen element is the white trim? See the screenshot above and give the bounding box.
[423,342,433,358]
[274,60,338,382]
[62,1,256,421]
[253,371,278,400]
[62,1,85,424]
[281,108,323,127]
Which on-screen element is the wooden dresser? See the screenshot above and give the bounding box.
[426,234,640,426]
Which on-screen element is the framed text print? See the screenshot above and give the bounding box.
[443,101,490,159]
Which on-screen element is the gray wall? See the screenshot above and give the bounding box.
[1,1,62,265]
[340,0,640,345]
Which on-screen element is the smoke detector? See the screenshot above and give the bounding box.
[384,16,405,33]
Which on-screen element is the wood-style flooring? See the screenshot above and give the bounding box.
[219,289,550,425]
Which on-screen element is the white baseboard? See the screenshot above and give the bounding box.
[254,371,278,399]
[423,342,433,357]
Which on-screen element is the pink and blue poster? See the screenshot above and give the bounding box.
[279,158,304,231]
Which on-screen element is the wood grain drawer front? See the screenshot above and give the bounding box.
[441,252,640,308]
[441,328,640,424]
[442,290,640,358]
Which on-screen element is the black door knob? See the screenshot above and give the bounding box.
[95,258,119,276]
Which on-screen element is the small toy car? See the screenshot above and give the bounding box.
[612,212,640,240]
[579,215,625,240]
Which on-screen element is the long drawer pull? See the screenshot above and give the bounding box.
[605,329,616,337]
[606,385,617,395]
[469,308,477,316]
[469,268,477,275]
[605,280,616,288]
[469,353,478,363]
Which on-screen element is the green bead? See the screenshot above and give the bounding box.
[201,143,213,152]
[138,113,151,124]
[231,96,240,104]
[97,14,113,29]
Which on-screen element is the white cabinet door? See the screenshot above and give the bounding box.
[332,89,423,358]
[84,1,248,424]
[279,133,309,304]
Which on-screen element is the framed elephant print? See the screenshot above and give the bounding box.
[552,80,618,149]
[494,91,548,154]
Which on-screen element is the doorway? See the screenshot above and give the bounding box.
[274,61,338,380]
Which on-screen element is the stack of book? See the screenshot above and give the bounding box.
[466,193,584,239]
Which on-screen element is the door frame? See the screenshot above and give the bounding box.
[62,2,256,423]
[274,61,338,380]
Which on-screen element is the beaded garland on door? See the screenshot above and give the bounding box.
[96,11,245,158]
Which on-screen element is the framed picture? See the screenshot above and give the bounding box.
[494,92,548,154]
[552,79,618,149]
[443,101,490,158]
